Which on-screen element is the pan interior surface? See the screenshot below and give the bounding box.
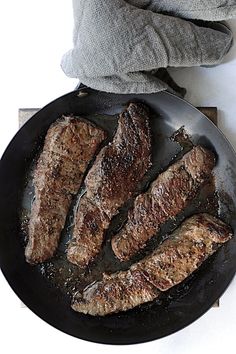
[0,88,236,345]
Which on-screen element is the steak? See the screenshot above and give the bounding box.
[25,117,106,264]
[112,146,215,261]
[72,213,232,316]
[67,102,152,267]
[67,196,110,266]
[134,213,231,291]
[72,269,159,316]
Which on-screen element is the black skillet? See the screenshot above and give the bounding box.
[0,87,236,345]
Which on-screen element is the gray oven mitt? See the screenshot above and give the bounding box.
[61,0,236,95]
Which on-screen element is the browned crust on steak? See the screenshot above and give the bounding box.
[85,103,152,218]
[67,103,152,267]
[133,213,232,291]
[111,146,216,261]
[72,269,159,316]
[72,213,232,316]
[67,196,109,266]
[25,117,106,264]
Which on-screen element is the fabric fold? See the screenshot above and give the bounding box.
[61,0,235,95]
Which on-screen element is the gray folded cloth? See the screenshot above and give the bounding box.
[127,0,236,20]
[61,0,236,95]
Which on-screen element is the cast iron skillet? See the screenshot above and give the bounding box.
[0,88,236,345]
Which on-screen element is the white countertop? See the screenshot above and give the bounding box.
[0,1,235,353]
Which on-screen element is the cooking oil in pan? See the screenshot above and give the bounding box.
[19,115,221,305]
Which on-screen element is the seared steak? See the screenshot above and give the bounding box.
[112,146,215,261]
[72,214,232,316]
[67,196,109,266]
[25,117,106,264]
[67,103,152,267]
[85,103,152,219]
[134,213,231,291]
[72,269,159,316]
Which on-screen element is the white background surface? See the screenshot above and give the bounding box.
[0,1,236,353]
